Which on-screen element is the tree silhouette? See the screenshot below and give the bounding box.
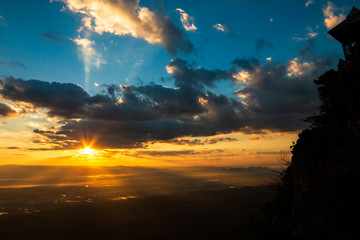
[262,47,360,239]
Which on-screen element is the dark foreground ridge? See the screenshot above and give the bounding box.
[263,45,360,239]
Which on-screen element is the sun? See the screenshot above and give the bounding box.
[79,147,94,156]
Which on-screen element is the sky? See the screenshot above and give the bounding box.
[0,0,357,167]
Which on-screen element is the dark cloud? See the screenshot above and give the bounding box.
[41,32,62,44]
[136,150,196,157]
[298,39,339,64]
[254,38,273,55]
[0,77,156,121]
[256,151,281,155]
[7,146,20,149]
[33,118,238,150]
[158,139,204,146]
[167,58,236,88]
[156,10,194,55]
[0,61,25,68]
[0,43,337,149]
[158,137,238,146]
[128,149,225,158]
[0,102,16,117]
[232,58,261,71]
[233,51,337,131]
[0,77,90,119]
[205,137,239,144]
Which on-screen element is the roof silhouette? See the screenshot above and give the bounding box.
[328,7,360,45]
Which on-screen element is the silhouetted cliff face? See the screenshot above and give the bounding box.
[268,49,360,239]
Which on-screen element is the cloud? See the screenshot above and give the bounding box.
[212,23,239,38]
[159,139,204,146]
[292,27,318,41]
[0,61,25,68]
[287,58,316,77]
[58,0,193,56]
[7,146,20,150]
[306,27,318,39]
[305,0,314,7]
[254,39,273,55]
[0,77,158,121]
[0,102,16,118]
[204,137,239,144]
[136,150,196,157]
[233,42,336,131]
[0,41,336,149]
[159,137,238,146]
[176,8,197,31]
[323,1,345,30]
[41,32,62,44]
[165,58,236,88]
[213,23,231,32]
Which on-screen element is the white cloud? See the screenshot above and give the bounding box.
[292,27,318,41]
[213,23,228,32]
[176,8,197,31]
[81,17,92,30]
[287,58,316,77]
[233,70,251,84]
[166,64,176,74]
[305,0,314,7]
[306,27,318,38]
[307,32,318,38]
[58,0,193,55]
[71,37,105,89]
[323,1,345,30]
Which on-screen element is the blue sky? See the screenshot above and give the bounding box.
[1,0,355,90]
[0,0,358,166]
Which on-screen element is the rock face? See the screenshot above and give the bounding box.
[267,49,360,239]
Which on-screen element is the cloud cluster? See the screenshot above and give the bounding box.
[0,41,336,149]
[234,40,336,130]
[59,0,193,55]
[323,1,345,30]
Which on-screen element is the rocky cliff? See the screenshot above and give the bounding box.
[266,48,360,239]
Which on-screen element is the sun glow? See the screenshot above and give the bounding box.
[79,147,94,156]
